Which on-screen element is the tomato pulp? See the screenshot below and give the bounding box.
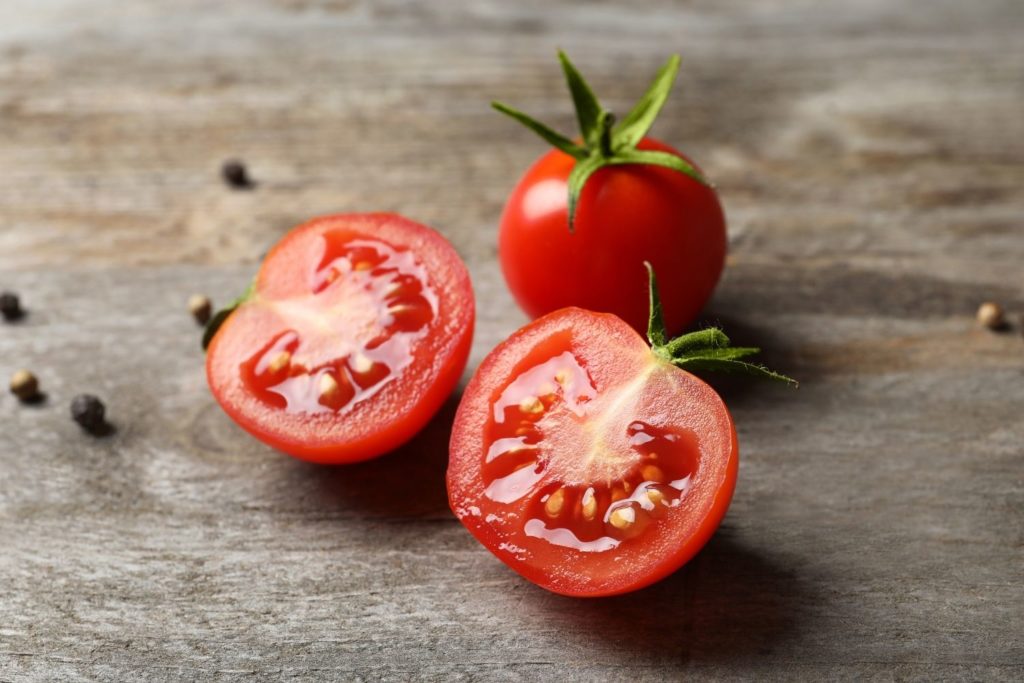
[207,213,474,464]
[448,307,737,597]
[499,138,727,337]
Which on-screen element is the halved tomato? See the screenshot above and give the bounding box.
[447,307,738,597]
[206,213,474,464]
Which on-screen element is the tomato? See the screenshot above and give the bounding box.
[447,307,738,597]
[206,213,474,464]
[492,52,728,336]
[499,137,726,336]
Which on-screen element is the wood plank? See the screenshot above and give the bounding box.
[1,0,1022,679]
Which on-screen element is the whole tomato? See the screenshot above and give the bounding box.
[494,53,726,336]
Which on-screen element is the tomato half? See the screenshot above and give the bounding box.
[499,138,726,337]
[207,213,474,464]
[447,307,737,597]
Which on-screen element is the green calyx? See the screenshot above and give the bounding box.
[201,279,256,351]
[492,51,708,231]
[645,263,797,385]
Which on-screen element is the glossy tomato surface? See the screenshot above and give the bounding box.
[499,138,726,337]
[448,307,737,597]
[207,213,474,464]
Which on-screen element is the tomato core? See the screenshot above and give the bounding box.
[240,233,438,416]
[481,341,701,554]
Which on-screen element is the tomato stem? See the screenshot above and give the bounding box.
[598,111,616,159]
[644,263,798,385]
[202,278,257,351]
[492,52,709,232]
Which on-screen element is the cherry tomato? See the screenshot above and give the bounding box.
[447,306,737,597]
[499,137,726,337]
[207,213,474,464]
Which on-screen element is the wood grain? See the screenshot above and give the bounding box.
[1,0,1022,680]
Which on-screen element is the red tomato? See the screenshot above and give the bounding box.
[499,138,726,336]
[447,306,737,597]
[207,213,474,464]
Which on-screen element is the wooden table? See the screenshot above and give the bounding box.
[2,1,1022,679]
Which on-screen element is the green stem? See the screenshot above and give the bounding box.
[644,262,797,386]
[598,112,615,158]
[493,51,710,232]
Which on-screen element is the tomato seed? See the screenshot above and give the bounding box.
[641,465,664,482]
[581,488,597,520]
[609,507,635,530]
[350,353,373,374]
[318,373,340,398]
[544,488,565,517]
[519,396,543,414]
[268,351,291,374]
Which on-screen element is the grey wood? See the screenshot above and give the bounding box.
[1,0,1022,680]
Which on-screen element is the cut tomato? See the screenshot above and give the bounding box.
[207,213,474,464]
[447,307,738,597]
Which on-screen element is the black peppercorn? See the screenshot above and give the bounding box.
[70,394,107,433]
[0,291,22,321]
[221,159,253,189]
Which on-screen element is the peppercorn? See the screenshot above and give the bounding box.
[9,369,39,401]
[70,394,106,434]
[188,294,212,325]
[221,159,253,189]
[977,301,1006,330]
[0,291,23,321]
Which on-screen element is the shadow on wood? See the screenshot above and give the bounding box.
[715,262,1024,321]
[688,311,804,407]
[537,533,812,663]
[285,394,461,519]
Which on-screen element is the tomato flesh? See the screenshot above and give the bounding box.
[240,237,437,414]
[207,213,474,464]
[448,308,737,597]
[499,138,727,336]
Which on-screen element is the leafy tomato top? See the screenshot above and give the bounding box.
[207,213,474,464]
[493,52,727,336]
[447,307,737,597]
[498,137,726,335]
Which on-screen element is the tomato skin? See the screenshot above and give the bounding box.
[207,213,474,465]
[447,307,738,597]
[499,138,726,337]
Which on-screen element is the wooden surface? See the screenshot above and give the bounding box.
[2,0,1023,680]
